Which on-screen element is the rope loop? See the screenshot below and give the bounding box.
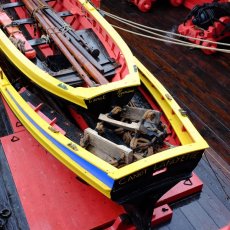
[80,133,90,148]
[9,36,26,53]
[59,22,72,35]
[101,10,230,53]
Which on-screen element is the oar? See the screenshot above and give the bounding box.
[21,0,95,87]
[24,0,109,85]
[40,6,104,72]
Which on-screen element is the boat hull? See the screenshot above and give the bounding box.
[0,50,136,112]
[0,0,140,109]
[111,149,203,204]
[0,55,208,203]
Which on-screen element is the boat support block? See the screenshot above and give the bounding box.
[122,191,168,230]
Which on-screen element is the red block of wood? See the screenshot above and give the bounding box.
[183,0,228,10]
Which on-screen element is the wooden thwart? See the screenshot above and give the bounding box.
[83,128,133,166]
[99,106,161,132]
[99,114,141,131]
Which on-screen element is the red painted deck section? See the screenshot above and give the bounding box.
[1,130,176,229]
[0,100,203,229]
[157,172,203,206]
[104,205,172,230]
[220,224,230,230]
[1,131,124,230]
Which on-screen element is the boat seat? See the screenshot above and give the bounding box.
[57,11,73,18]
[99,106,162,133]
[82,128,133,166]
[8,18,35,27]
[52,68,83,86]
[0,2,24,9]
[28,38,48,47]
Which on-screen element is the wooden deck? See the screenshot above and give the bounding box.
[0,1,229,229]
[101,1,230,229]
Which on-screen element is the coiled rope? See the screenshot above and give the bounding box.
[101,10,230,53]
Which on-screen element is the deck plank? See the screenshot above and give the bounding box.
[197,185,230,228]
[164,208,195,230]
[180,201,219,230]
[195,159,230,210]
[0,144,29,230]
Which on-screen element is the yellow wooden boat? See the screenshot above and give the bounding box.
[0,56,208,229]
[0,0,140,110]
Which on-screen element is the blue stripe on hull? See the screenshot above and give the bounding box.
[6,89,114,189]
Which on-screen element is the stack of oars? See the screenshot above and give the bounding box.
[22,0,109,86]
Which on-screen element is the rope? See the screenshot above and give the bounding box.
[80,105,174,164]
[108,106,122,117]
[102,10,230,47]
[104,12,195,47]
[9,37,26,53]
[111,24,230,53]
[41,34,50,43]
[45,26,60,35]
[102,10,230,53]
[95,122,104,135]
[80,133,90,148]
[31,4,49,18]
[130,136,150,150]
[59,22,72,35]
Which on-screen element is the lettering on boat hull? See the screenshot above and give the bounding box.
[111,150,203,203]
[118,168,148,185]
[85,87,135,111]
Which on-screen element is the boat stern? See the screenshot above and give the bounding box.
[109,147,205,204]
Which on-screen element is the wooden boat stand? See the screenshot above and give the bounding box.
[0,96,203,229]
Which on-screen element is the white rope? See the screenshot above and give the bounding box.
[103,10,230,47]
[102,10,230,49]
[111,24,230,53]
[107,14,199,47]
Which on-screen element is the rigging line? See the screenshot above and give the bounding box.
[205,150,230,179]
[105,14,198,47]
[204,152,230,199]
[104,11,195,47]
[102,10,230,47]
[111,24,230,53]
[104,10,230,47]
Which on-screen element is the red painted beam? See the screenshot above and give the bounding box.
[220,224,230,230]
[157,173,203,206]
[104,205,172,230]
